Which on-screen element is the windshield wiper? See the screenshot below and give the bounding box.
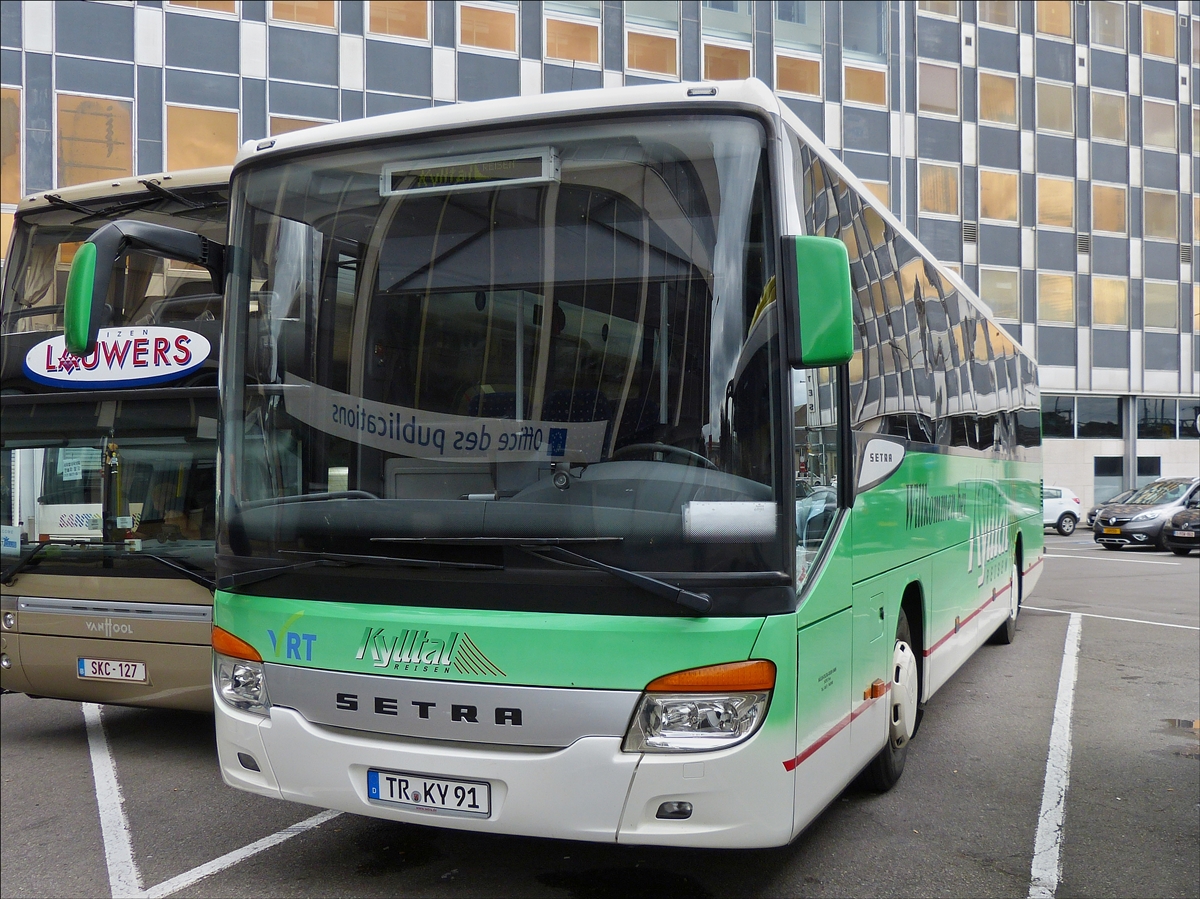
[219,550,502,591]
[240,490,378,511]
[1,541,54,584]
[522,544,711,616]
[1,540,215,590]
[137,179,205,209]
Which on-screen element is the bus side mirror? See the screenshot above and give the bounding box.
[779,235,854,368]
[64,219,226,356]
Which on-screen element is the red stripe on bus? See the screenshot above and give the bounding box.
[782,685,891,772]
[922,581,1009,658]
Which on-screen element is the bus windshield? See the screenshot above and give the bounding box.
[222,115,789,595]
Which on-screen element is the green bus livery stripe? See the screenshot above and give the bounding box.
[921,552,1042,659]
[783,684,891,772]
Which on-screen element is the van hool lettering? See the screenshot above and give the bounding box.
[355,627,505,677]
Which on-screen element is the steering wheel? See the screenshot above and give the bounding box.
[611,442,718,470]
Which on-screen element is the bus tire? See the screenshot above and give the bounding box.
[988,561,1020,645]
[863,609,918,792]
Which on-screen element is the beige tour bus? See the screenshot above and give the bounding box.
[1,168,229,711]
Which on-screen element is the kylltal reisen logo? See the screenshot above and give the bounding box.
[355,627,505,677]
[24,327,210,388]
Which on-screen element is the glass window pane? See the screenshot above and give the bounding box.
[1036,81,1073,134]
[979,71,1017,125]
[775,1,821,51]
[701,0,753,41]
[980,169,1018,222]
[919,162,958,215]
[776,54,820,96]
[844,65,886,106]
[1,87,18,205]
[978,1,1016,28]
[1091,1,1125,49]
[166,105,239,170]
[1036,0,1072,38]
[272,0,336,27]
[843,0,886,60]
[1091,92,1127,142]
[1092,183,1126,234]
[627,30,677,76]
[1077,397,1122,438]
[1181,399,1200,439]
[1092,276,1128,326]
[1194,107,1200,154]
[461,4,517,52]
[626,1,679,28]
[1195,19,1200,66]
[918,1,957,16]
[1143,100,1177,150]
[980,268,1019,319]
[918,62,958,116]
[57,94,133,187]
[1041,394,1074,438]
[1144,190,1178,240]
[1038,272,1075,323]
[704,43,751,80]
[1143,282,1178,330]
[863,180,889,206]
[546,17,599,64]
[1037,176,1074,228]
[368,1,429,39]
[1138,398,1178,439]
[1142,8,1176,60]
[270,115,323,136]
[545,0,600,16]
[169,0,237,12]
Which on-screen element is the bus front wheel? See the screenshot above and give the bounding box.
[862,609,918,792]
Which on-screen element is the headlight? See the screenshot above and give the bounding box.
[214,653,270,715]
[623,660,774,753]
[1131,509,1163,522]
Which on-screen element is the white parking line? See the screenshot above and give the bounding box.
[1025,606,1200,630]
[84,703,341,898]
[1028,613,1082,899]
[1044,553,1181,567]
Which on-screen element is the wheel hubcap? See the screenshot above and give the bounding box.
[1008,563,1019,621]
[890,640,918,748]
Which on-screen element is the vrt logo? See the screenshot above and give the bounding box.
[85,618,134,637]
[268,611,317,661]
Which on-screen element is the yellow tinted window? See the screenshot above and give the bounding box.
[166,105,239,171]
[57,94,133,187]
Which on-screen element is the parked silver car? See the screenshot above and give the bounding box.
[1092,478,1200,551]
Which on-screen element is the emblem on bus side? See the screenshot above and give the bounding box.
[355,627,506,678]
[857,438,906,492]
[23,327,210,389]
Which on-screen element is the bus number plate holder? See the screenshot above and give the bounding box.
[367,769,491,817]
[77,658,147,682]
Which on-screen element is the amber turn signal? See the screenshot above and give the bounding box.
[646,659,776,693]
[212,625,262,662]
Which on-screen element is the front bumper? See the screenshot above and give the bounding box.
[1092,520,1166,547]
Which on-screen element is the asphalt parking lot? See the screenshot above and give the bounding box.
[2,533,1197,899]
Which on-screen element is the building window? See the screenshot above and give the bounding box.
[1041,394,1074,438]
[57,94,133,188]
[919,162,959,216]
[1,87,18,205]
[704,43,751,80]
[701,0,752,40]
[626,1,679,77]
[168,0,238,13]
[977,0,1016,29]
[1184,395,1200,439]
[980,169,1018,222]
[1142,7,1176,61]
[1194,196,1200,241]
[776,54,821,97]
[844,65,886,107]
[1092,183,1126,235]
[1091,91,1127,143]
[1037,176,1074,229]
[166,105,239,171]
[1195,19,1200,66]
[775,1,821,51]
[979,71,1017,126]
[918,62,958,117]
[1078,398,1122,438]
[1090,1,1125,49]
[1036,81,1073,134]
[1092,275,1128,327]
[368,1,430,40]
[1038,272,1075,324]
[1035,0,1072,39]
[862,180,889,206]
[1143,100,1177,151]
[1143,281,1178,330]
[1194,107,1200,155]
[545,9,600,65]
[980,268,1019,320]
[270,1,335,27]
[1144,190,1178,241]
[1138,398,1178,440]
[917,1,957,18]
[269,115,326,136]
[461,3,518,53]
[843,0,886,61]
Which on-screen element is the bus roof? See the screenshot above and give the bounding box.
[15,166,232,215]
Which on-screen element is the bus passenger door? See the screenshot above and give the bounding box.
[848,576,891,771]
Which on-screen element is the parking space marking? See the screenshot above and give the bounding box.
[1043,553,1181,567]
[1029,613,1082,899]
[1025,606,1200,631]
[84,703,341,898]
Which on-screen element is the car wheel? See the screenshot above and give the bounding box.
[1171,548,1192,556]
[1056,514,1077,536]
[862,609,918,792]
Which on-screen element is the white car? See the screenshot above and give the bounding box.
[1043,486,1082,535]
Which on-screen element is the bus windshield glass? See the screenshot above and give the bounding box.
[222,115,788,588]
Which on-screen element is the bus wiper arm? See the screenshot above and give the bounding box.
[527,545,711,616]
[137,553,216,591]
[1,541,52,584]
[219,551,502,591]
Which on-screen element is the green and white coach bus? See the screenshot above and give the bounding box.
[65,79,1043,847]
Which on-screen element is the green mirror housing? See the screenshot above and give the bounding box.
[63,219,226,356]
[779,235,855,368]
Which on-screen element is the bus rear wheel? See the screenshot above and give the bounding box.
[988,561,1020,645]
[862,609,918,792]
